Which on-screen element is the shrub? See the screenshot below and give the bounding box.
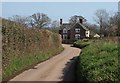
[73,39,91,48]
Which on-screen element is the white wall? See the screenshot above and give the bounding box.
[85,30,90,37]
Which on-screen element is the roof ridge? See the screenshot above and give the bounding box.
[78,23,89,30]
[60,22,89,30]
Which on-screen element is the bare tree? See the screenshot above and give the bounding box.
[9,15,29,26]
[109,12,118,25]
[69,15,86,24]
[117,17,120,36]
[94,9,109,37]
[111,12,120,36]
[51,20,59,33]
[118,4,120,36]
[84,22,100,34]
[51,20,59,28]
[29,13,51,28]
[69,15,78,24]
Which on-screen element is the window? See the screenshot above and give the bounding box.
[86,31,90,37]
[63,35,67,40]
[75,34,80,40]
[63,28,67,33]
[75,28,80,33]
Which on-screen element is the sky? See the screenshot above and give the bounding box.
[2,2,118,24]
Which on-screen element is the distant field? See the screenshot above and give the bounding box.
[76,39,119,82]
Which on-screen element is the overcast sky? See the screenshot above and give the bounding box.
[2,2,118,24]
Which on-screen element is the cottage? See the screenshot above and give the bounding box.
[59,16,90,43]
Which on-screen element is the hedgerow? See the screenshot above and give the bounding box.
[2,19,63,80]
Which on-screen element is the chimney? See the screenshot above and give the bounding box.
[79,19,83,24]
[60,19,62,25]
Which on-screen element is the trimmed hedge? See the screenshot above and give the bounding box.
[2,19,63,80]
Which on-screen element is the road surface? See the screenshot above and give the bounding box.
[9,44,81,81]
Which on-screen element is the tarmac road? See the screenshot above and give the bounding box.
[9,44,81,82]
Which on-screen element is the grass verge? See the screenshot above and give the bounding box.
[3,47,64,81]
[76,39,119,82]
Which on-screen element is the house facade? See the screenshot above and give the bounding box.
[59,16,90,43]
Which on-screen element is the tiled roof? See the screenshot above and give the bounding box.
[60,22,89,31]
[78,23,89,30]
[60,23,71,30]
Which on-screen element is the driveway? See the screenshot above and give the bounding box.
[9,44,81,81]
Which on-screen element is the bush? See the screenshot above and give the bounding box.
[77,41,119,82]
[73,39,91,48]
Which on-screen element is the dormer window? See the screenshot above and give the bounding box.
[63,28,67,33]
[75,28,80,33]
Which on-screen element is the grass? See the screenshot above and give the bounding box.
[3,47,64,80]
[76,39,119,82]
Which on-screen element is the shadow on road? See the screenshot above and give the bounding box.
[61,56,79,82]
